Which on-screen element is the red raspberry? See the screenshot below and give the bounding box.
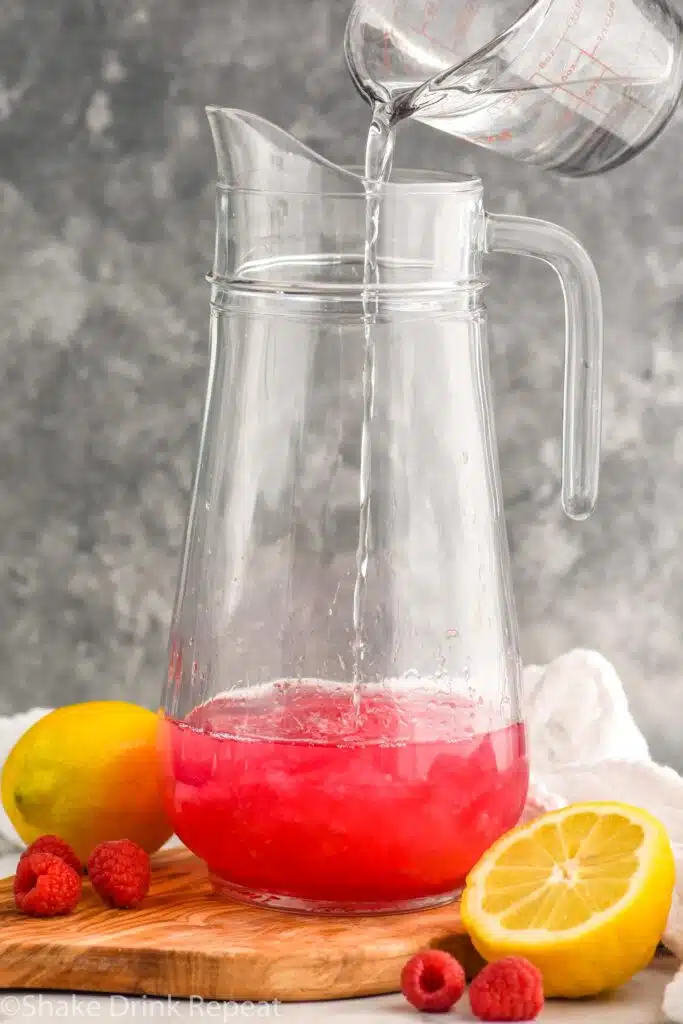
[14,852,82,917]
[21,835,83,875]
[87,839,151,909]
[400,950,466,1013]
[469,957,544,1021]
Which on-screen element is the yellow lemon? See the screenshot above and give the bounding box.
[2,701,173,863]
[460,801,675,998]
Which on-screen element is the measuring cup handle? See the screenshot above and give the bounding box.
[485,212,603,521]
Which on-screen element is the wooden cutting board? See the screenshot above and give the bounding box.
[0,848,479,1002]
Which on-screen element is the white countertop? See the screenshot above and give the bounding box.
[0,853,675,1023]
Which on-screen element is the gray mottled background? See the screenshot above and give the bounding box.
[3,0,683,766]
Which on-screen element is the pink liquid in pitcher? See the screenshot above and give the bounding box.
[160,681,528,912]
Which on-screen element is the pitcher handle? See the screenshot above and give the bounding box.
[485,213,603,522]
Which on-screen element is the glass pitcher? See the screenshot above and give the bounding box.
[158,108,603,915]
[344,0,683,175]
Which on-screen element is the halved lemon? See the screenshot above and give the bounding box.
[460,801,675,998]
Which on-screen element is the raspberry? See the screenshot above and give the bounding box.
[14,852,82,917]
[400,950,466,1013]
[21,835,83,875]
[87,839,151,909]
[469,957,544,1021]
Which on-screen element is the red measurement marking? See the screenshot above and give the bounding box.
[383,29,392,69]
[572,47,656,114]
[494,92,518,113]
[451,0,480,50]
[485,129,513,143]
[536,28,568,74]
[534,70,612,118]
[583,67,608,103]
[574,45,619,76]
[419,27,443,44]
[420,0,439,37]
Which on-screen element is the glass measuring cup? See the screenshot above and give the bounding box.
[345,0,683,174]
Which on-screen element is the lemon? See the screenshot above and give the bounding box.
[460,801,675,998]
[2,701,173,863]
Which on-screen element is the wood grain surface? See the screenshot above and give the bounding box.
[0,848,479,1002]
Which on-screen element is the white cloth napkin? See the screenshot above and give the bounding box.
[1,651,682,1016]
[0,708,53,853]
[520,649,683,1022]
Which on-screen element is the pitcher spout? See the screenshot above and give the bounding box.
[205,107,371,288]
[205,106,361,193]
